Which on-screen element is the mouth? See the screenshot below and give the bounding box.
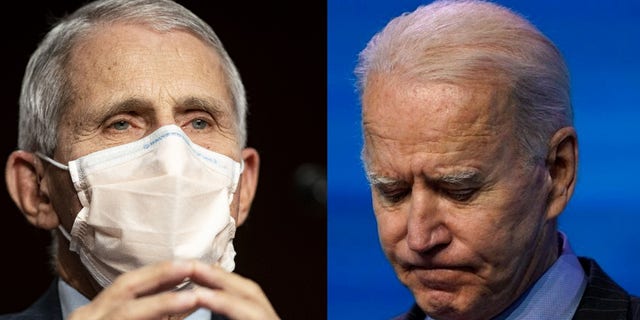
[408,264,475,272]
[405,265,476,291]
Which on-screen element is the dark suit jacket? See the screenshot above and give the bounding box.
[0,278,229,319]
[393,257,640,320]
[0,278,62,320]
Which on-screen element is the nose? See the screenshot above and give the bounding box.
[155,107,177,129]
[155,128,190,176]
[406,189,452,253]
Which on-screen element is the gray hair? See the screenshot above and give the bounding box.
[356,0,572,162]
[19,0,247,156]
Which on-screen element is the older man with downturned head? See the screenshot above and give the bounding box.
[356,1,640,319]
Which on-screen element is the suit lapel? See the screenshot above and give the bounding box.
[572,257,630,320]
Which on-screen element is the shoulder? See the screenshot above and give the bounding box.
[0,280,62,320]
[578,257,629,297]
[630,296,640,319]
[574,257,638,320]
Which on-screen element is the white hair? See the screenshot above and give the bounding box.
[19,0,248,156]
[356,0,572,161]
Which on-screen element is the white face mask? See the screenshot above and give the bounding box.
[38,125,243,288]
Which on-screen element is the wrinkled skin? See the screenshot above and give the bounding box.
[362,74,576,320]
[6,23,277,320]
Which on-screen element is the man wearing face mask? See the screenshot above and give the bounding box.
[1,0,279,319]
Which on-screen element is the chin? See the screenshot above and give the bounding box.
[413,288,466,320]
[407,280,492,320]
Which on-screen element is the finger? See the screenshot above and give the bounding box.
[107,260,195,298]
[185,262,278,319]
[116,290,201,320]
[85,260,196,316]
[70,289,200,320]
[188,260,257,296]
[193,287,279,320]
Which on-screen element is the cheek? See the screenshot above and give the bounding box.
[496,175,549,245]
[46,169,82,230]
[229,187,241,222]
[192,138,238,159]
[460,185,548,273]
[373,201,407,256]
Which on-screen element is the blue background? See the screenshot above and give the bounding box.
[328,1,640,319]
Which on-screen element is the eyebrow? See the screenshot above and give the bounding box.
[85,97,154,123]
[366,174,400,186]
[179,96,229,119]
[439,170,481,185]
[366,170,481,186]
[84,95,231,122]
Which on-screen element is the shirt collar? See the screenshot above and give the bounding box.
[58,278,212,319]
[491,231,587,320]
[426,231,587,320]
[58,278,89,318]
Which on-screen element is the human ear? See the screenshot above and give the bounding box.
[5,151,59,229]
[544,127,578,220]
[236,147,260,226]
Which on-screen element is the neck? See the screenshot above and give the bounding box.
[55,229,102,299]
[508,223,560,313]
[55,230,199,319]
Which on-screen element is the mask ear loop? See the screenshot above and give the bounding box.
[57,224,73,242]
[33,152,73,240]
[229,160,244,196]
[35,152,70,171]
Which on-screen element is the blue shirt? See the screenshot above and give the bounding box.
[58,279,212,319]
[426,232,587,320]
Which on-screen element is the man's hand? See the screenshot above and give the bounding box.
[69,260,280,320]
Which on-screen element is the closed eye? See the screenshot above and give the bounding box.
[374,183,411,205]
[443,188,477,202]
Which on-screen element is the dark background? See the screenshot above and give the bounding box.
[1,1,326,319]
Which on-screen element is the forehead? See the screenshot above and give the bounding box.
[70,22,220,69]
[363,74,512,138]
[362,74,515,167]
[66,22,231,106]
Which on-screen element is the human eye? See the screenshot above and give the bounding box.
[181,110,216,133]
[444,188,477,202]
[191,118,209,130]
[102,113,145,139]
[439,171,481,203]
[110,119,130,131]
[374,183,410,204]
